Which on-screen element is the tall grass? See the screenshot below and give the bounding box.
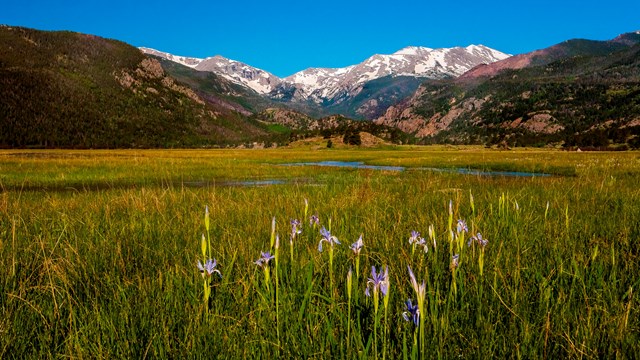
[0,148,638,358]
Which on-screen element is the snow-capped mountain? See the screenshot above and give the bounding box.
[139,47,203,68]
[140,47,280,94]
[195,56,281,94]
[140,44,509,107]
[279,45,509,104]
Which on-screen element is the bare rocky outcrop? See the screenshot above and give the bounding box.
[136,58,164,79]
[114,58,204,105]
[255,108,313,129]
[161,76,204,105]
[375,92,488,137]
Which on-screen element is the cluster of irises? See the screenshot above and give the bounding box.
[197,199,489,353]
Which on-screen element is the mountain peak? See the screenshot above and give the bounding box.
[393,46,434,55]
[139,47,203,68]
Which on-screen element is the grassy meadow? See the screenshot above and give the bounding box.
[0,147,638,358]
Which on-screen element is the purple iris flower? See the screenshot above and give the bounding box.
[409,230,421,245]
[309,213,320,227]
[365,265,389,297]
[417,237,428,253]
[456,219,468,233]
[350,234,364,255]
[451,254,460,269]
[468,232,488,247]
[291,219,302,238]
[254,251,275,267]
[407,266,426,301]
[197,258,222,278]
[409,230,428,252]
[402,299,420,326]
[318,226,341,252]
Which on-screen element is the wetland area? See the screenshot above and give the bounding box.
[0,147,637,358]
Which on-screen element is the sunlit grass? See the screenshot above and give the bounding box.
[0,147,638,358]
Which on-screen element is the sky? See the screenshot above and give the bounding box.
[2,0,639,77]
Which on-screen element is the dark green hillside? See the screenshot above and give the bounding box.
[0,26,270,148]
[527,39,630,67]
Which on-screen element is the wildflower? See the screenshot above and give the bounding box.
[350,234,364,255]
[291,219,302,238]
[255,251,275,267]
[402,299,420,326]
[451,254,460,269]
[197,258,221,278]
[290,219,302,247]
[309,213,320,227]
[468,232,488,247]
[456,219,468,234]
[417,237,428,253]
[409,230,421,245]
[407,266,426,301]
[409,230,428,253]
[365,265,389,297]
[318,226,341,252]
[476,233,488,247]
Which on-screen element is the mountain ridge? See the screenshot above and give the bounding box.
[140,44,509,111]
[374,31,640,147]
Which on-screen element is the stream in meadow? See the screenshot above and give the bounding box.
[281,161,551,177]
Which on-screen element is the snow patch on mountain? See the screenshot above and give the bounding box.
[193,55,282,94]
[139,47,203,68]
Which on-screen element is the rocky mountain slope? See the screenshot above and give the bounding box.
[375,32,640,147]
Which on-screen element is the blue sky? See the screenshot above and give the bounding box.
[2,0,639,77]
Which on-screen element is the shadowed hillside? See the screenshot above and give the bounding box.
[0,26,271,148]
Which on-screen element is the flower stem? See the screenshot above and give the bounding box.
[275,247,280,353]
[329,247,334,296]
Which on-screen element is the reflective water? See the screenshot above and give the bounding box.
[282,161,405,171]
[1,179,292,193]
[282,161,551,177]
[417,167,551,177]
